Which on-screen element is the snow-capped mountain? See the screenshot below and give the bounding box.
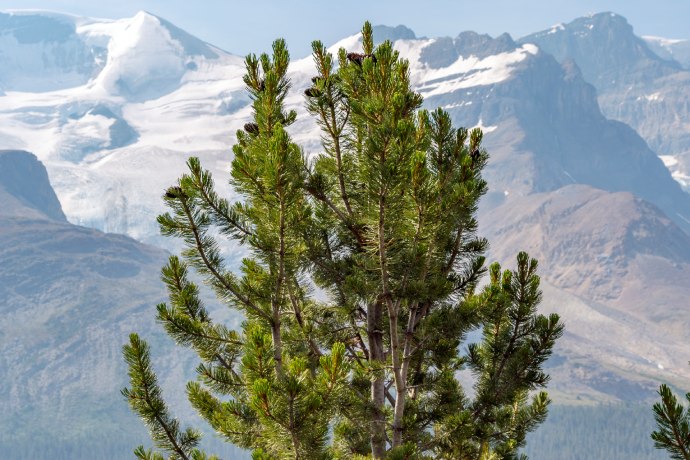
[400,30,690,235]
[521,12,690,192]
[2,11,689,245]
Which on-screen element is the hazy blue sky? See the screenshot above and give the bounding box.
[0,0,688,57]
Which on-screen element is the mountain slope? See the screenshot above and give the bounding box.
[384,30,690,234]
[0,11,246,245]
[0,149,66,220]
[0,150,245,459]
[481,185,690,402]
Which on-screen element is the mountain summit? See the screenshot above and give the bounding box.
[0,10,223,96]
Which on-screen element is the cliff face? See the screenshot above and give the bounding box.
[414,34,690,234]
[0,150,66,221]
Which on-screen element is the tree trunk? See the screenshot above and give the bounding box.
[272,314,283,376]
[392,306,417,446]
[368,301,386,458]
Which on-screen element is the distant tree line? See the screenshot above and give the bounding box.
[524,404,667,460]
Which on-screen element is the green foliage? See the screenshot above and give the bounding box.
[123,21,562,459]
[122,333,216,460]
[652,384,690,459]
[432,256,563,459]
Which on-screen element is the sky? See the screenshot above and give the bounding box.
[0,0,688,57]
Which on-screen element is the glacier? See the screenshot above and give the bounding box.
[0,10,542,248]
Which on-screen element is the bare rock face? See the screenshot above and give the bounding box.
[0,150,66,221]
[519,13,678,91]
[420,37,690,235]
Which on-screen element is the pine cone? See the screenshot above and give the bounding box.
[347,52,376,66]
[244,123,259,135]
[347,52,364,66]
[305,87,321,98]
[165,186,186,199]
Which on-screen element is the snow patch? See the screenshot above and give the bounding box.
[56,113,114,162]
[406,43,538,97]
[95,12,186,97]
[660,155,678,167]
[672,172,690,191]
[548,23,565,34]
[643,35,687,46]
[442,100,472,109]
[474,118,497,133]
[290,32,363,76]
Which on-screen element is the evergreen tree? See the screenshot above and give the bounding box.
[123,22,563,459]
[651,381,690,459]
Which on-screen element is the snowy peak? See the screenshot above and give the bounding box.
[89,11,222,98]
[151,13,220,59]
[382,31,537,100]
[419,31,517,69]
[0,10,225,96]
[94,11,189,97]
[294,28,537,102]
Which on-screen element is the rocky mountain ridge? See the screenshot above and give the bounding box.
[0,10,686,243]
